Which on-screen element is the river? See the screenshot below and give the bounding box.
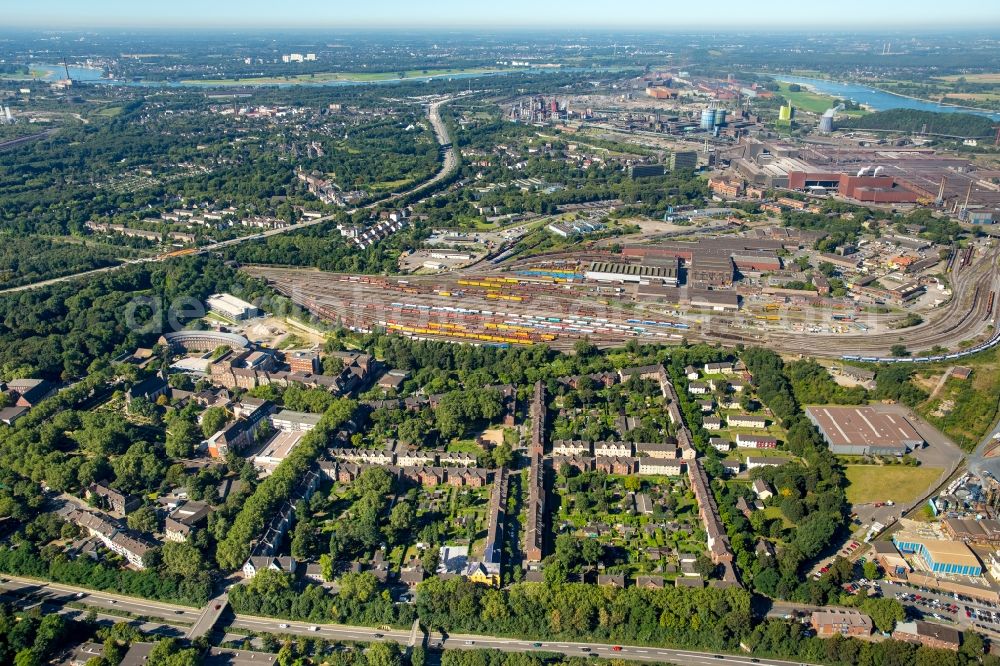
[772,74,1000,121]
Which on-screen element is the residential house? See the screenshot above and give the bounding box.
[597,574,626,588]
[720,460,742,476]
[752,479,774,500]
[553,440,592,456]
[736,433,778,449]
[595,456,636,475]
[86,483,140,515]
[746,457,786,470]
[164,501,211,542]
[7,378,56,408]
[729,414,767,428]
[811,610,873,637]
[594,441,633,457]
[710,437,732,452]
[636,575,665,590]
[638,458,683,476]
[688,381,710,395]
[893,621,961,651]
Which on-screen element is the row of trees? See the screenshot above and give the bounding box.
[228,569,416,628]
[733,348,850,603]
[417,577,752,650]
[0,542,212,606]
[216,398,358,569]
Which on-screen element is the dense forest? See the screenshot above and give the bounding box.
[838,109,997,137]
[0,255,276,380]
[0,237,130,289]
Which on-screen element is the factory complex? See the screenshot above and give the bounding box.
[727,138,1000,222]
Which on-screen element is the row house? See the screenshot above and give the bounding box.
[688,459,739,585]
[244,469,320,576]
[710,437,733,452]
[703,417,723,431]
[556,371,619,390]
[397,450,437,467]
[330,448,395,465]
[553,455,595,474]
[688,381,710,395]
[746,456,786,470]
[553,440,591,456]
[736,433,778,449]
[704,361,735,374]
[439,452,478,467]
[618,365,666,383]
[595,456,636,475]
[634,442,678,459]
[86,483,140,515]
[594,441,633,457]
[721,460,743,476]
[637,458,684,476]
[243,555,297,579]
[65,509,154,569]
[729,414,767,429]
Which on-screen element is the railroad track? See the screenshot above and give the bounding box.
[249,246,1000,361]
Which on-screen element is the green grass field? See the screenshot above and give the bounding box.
[777,83,867,117]
[844,465,942,505]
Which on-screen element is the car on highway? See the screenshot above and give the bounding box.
[581,648,591,653]
[110,600,117,604]
[532,643,542,648]
[465,641,475,645]
[308,626,319,632]
[612,646,622,652]
[174,610,184,615]
[374,634,384,638]
[279,624,289,629]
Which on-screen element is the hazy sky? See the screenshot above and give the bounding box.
[6,0,1000,29]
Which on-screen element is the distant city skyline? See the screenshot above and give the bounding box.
[6,0,1000,30]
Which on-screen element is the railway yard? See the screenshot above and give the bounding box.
[244,230,1000,362]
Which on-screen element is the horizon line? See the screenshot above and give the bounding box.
[3,22,1000,32]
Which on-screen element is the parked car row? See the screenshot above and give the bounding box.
[896,592,959,616]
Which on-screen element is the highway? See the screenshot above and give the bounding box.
[0,575,802,666]
[0,95,458,296]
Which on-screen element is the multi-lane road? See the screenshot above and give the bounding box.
[0,95,459,296]
[0,575,805,666]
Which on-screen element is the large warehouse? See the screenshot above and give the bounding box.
[805,406,923,456]
[585,261,678,286]
[206,293,262,321]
